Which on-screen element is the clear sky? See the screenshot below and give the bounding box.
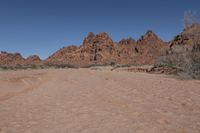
[0,0,200,59]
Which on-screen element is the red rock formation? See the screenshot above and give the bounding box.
[47,32,118,66]
[136,30,166,64]
[25,55,42,64]
[116,37,138,64]
[169,24,200,53]
[0,52,43,65]
[47,45,79,65]
[81,32,117,64]
[0,30,168,66]
[46,31,166,66]
[0,51,25,65]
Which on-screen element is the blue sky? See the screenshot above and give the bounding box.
[0,0,200,59]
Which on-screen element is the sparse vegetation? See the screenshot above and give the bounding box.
[82,64,108,68]
[156,51,200,79]
[183,10,198,29]
[155,11,200,79]
[0,64,79,71]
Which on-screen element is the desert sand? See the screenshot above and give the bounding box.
[0,68,200,133]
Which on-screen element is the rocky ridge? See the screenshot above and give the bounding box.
[46,31,166,66]
[1,25,199,67]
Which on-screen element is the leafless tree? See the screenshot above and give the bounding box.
[156,11,200,79]
[183,10,196,29]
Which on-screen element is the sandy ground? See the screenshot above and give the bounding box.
[0,68,200,133]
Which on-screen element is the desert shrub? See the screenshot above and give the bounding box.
[156,38,200,79]
[0,63,79,71]
[82,63,109,68]
[27,64,38,69]
[57,64,79,69]
[156,11,200,79]
[44,63,79,69]
[182,51,200,79]
[110,62,116,66]
[114,64,131,68]
[0,65,9,71]
[183,11,197,29]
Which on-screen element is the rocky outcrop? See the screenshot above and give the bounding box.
[46,31,166,66]
[0,52,43,65]
[0,30,169,66]
[170,24,200,47]
[25,55,42,64]
[0,51,25,65]
[47,32,118,66]
[135,30,166,64]
[81,32,117,64]
[46,45,79,65]
[168,24,200,53]
[115,37,138,64]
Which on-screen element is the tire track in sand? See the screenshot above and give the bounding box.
[0,72,52,102]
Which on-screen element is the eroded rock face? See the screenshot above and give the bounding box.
[118,37,136,45]
[82,32,95,45]
[116,37,138,64]
[47,32,118,66]
[46,31,166,66]
[46,45,80,65]
[135,31,166,64]
[0,52,25,65]
[0,30,168,66]
[0,52,43,65]
[170,24,200,46]
[25,55,42,64]
[163,24,200,55]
